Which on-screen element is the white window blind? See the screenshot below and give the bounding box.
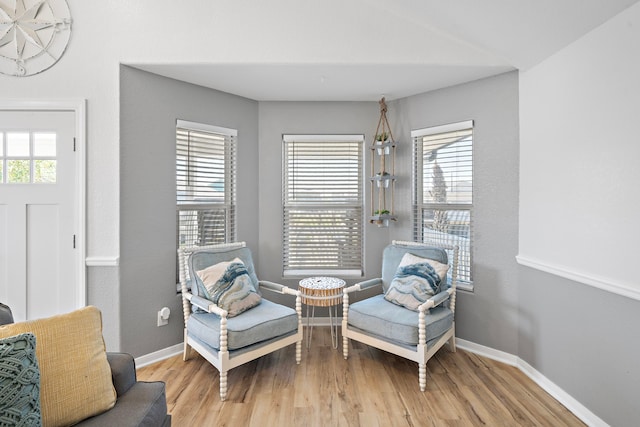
[412,121,474,288]
[176,120,237,250]
[283,135,363,276]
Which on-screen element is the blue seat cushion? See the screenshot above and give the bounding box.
[188,299,298,351]
[348,294,453,346]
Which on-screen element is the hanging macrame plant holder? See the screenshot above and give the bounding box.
[369,97,397,227]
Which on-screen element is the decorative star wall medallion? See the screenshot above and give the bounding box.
[0,0,72,76]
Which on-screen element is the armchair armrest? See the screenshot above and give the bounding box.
[418,288,452,312]
[344,278,383,294]
[259,280,301,297]
[184,292,228,317]
[107,352,136,397]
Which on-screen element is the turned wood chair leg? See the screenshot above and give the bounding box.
[220,371,228,401]
[419,363,427,391]
[343,336,349,359]
[183,330,191,361]
[342,292,350,359]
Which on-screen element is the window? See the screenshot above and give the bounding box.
[1,131,57,184]
[176,120,236,251]
[412,121,473,289]
[283,134,363,276]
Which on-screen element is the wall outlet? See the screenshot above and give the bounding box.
[157,307,170,327]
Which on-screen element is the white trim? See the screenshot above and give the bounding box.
[134,343,183,368]
[176,119,237,136]
[455,338,518,366]
[456,338,609,427]
[86,256,119,267]
[283,134,364,143]
[516,254,640,302]
[517,358,608,427]
[411,120,474,138]
[0,98,86,308]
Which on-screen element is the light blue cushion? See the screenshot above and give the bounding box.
[381,244,448,292]
[189,331,299,360]
[188,299,298,351]
[347,295,453,346]
[0,333,41,426]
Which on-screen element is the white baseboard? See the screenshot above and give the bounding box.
[456,338,608,427]
[135,343,183,368]
[455,338,518,366]
[516,358,607,427]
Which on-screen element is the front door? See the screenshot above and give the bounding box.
[0,110,79,321]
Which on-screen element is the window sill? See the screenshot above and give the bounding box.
[456,281,474,293]
[283,269,363,279]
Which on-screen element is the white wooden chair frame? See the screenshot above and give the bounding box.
[341,240,459,391]
[179,242,303,401]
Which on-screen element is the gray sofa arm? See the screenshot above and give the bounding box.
[107,352,137,397]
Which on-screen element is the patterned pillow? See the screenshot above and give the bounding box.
[197,260,261,317]
[196,257,243,297]
[0,333,42,426]
[397,252,449,282]
[384,253,450,311]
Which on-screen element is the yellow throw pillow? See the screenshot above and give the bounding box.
[0,306,116,427]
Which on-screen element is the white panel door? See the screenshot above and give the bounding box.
[0,111,78,321]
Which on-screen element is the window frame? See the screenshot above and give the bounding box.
[282,134,364,278]
[0,131,58,184]
[176,119,237,253]
[411,120,474,291]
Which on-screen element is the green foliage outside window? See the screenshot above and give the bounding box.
[1,159,56,183]
[35,160,56,183]
[7,160,30,183]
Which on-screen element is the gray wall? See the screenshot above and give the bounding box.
[87,266,120,350]
[518,266,640,425]
[394,71,521,354]
[257,101,393,311]
[119,66,259,356]
[118,69,520,352]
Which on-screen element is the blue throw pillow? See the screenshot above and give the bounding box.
[385,258,443,311]
[197,261,262,317]
[0,333,41,426]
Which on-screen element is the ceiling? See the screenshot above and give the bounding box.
[131,0,639,101]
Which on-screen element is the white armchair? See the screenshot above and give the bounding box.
[341,240,459,391]
[178,242,303,401]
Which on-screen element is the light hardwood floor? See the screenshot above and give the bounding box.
[137,327,585,426]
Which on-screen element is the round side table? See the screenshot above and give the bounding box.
[299,276,345,349]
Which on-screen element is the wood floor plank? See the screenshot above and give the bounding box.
[137,327,586,426]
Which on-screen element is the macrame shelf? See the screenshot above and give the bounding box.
[369,97,397,227]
